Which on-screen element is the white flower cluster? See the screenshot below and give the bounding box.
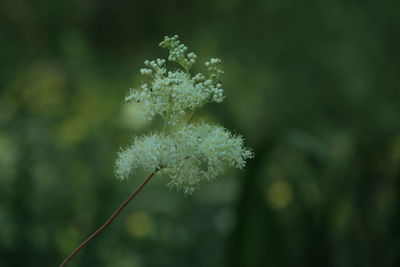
[125,35,224,125]
[115,123,253,194]
[116,36,253,194]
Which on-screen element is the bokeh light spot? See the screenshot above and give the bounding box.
[266,181,293,209]
[121,103,150,131]
[125,211,152,238]
[56,116,88,145]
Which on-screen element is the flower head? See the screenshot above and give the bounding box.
[125,35,224,125]
[116,36,253,194]
[116,123,253,194]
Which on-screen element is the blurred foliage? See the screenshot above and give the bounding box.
[1,0,400,266]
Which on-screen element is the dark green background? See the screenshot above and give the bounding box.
[1,0,400,266]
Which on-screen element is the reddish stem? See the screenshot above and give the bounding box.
[59,171,158,267]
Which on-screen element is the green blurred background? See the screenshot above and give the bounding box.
[1,0,400,266]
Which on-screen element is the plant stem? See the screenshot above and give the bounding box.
[162,100,173,133]
[59,171,158,267]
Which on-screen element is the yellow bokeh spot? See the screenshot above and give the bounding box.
[18,63,65,115]
[390,135,400,163]
[266,181,293,209]
[56,117,88,145]
[126,211,152,238]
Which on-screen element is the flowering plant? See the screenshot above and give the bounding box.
[116,35,253,193]
[60,35,253,266]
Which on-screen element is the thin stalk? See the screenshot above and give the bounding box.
[162,100,173,133]
[162,120,168,133]
[59,171,158,267]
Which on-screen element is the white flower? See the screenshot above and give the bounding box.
[115,122,253,194]
[116,36,253,194]
[125,35,225,124]
[115,133,173,179]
